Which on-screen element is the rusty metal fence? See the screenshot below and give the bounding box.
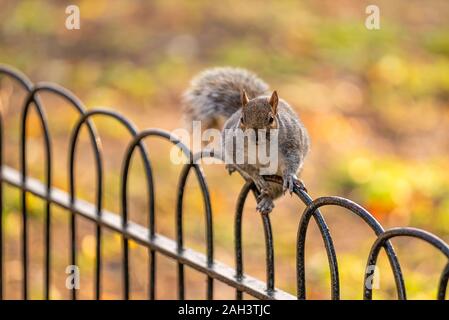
[0,64,448,300]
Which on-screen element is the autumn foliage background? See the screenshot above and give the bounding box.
[0,0,449,299]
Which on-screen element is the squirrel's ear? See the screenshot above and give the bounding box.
[241,89,249,107]
[269,90,279,114]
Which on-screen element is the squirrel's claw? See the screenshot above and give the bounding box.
[253,178,270,196]
[282,174,308,195]
[283,175,295,195]
[256,194,274,214]
[256,190,269,202]
[225,164,236,176]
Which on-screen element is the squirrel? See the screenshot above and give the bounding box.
[183,67,310,214]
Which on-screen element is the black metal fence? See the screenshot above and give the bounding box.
[0,64,448,300]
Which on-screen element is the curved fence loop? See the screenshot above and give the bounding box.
[177,149,216,253]
[255,176,340,300]
[0,64,34,91]
[0,65,50,300]
[68,108,153,300]
[296,196,406,300]
[0,65,35,300]
[21,86,53,302]
[177,151,275,299]
[234,180,275,299]
[0,67,106,299]
[122,128,194,300]
[21,83,105,300]
[30,83,104,300]
[438,263,449,300]
[364,227,449,300]
[175,150,217,299]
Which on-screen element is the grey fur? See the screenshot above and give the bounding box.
[183,67,269,128]
[183,67,310,214]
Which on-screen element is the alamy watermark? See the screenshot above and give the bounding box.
[170,121,279,175]
[65,265,80,290]
[365,265,380,290]
[65,5,80,30]
[365,5,380,30]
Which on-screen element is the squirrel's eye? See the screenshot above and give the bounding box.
[268,116,274,124]
[240,117,245,124]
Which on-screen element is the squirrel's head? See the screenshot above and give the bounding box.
[239,90,279,131]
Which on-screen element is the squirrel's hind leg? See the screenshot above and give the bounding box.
[256,194,274,214]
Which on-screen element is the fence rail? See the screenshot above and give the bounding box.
[0,64,448,300]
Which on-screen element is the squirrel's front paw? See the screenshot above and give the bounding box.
[256,193,274,214]
[225,164,236,175]
[283,174,297,195]
[283,174,307,194]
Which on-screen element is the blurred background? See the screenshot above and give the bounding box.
[0,0,448,299]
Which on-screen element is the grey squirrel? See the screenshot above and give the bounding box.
[183,67,310,214]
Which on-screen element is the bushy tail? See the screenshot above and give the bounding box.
[182,67,269,129]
